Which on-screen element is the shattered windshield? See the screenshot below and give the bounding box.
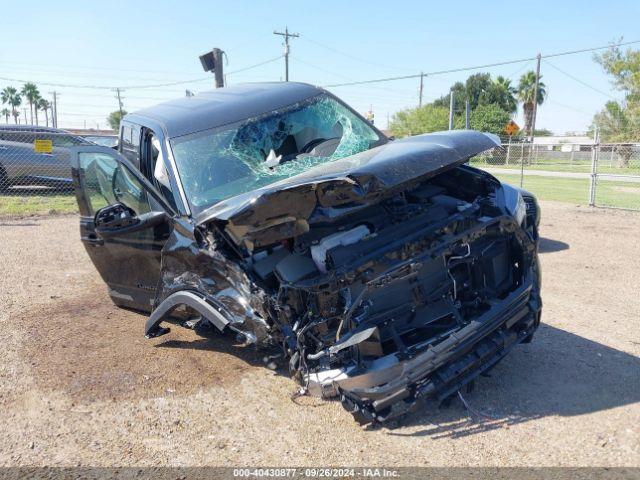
[170,93,383,213]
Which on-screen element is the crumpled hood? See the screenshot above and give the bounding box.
[195,130,500,250]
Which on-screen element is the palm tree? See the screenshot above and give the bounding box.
[38,98,51,127]
[1,108,10,123]
[517,71,547,137]
[32,91,42,125]
[494,76,518,114]
[21,82,40,125]
[1,86,22,124]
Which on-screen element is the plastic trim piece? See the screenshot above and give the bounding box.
[144,290,229,337]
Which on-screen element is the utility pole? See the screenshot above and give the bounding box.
[465,99,470,129]
[114,88,124,117]
[418,72,424,108]
[589,124,599,206]
[50,91,58,128]
[448,91,455,130]
[198,48,225,88]
[530,53,542,142]
[273,27,299,81]
[213,48,225,88]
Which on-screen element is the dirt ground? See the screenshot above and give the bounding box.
[0,201,639,467]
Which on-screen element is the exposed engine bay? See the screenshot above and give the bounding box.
[176,166,538,422]
[140,131,541,424]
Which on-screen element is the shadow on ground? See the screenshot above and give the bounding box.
[155,323,284,376]
[386,323,640,437]
[538,237,570,253]
[155,319,640,438]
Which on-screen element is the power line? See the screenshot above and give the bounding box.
[324,39,640,88]
[543,59,617,100]
[547,99,594,116]
[0,34,273,76]
[0,60,204,77]
[226,55,282,76]
[3,39,637,94]
[299,35,415,72]
[0,67,197,83]
[0,55,284,90]
[290,56,416,101]
[289,55,353,81]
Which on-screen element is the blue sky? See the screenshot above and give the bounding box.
[1,0,639,134]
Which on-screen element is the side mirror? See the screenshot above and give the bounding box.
[95,203,138,230]
[95,203,167,238]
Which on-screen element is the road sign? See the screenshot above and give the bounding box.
[33,139,53,154]
[365,110,375,124]
[504,120,520,136]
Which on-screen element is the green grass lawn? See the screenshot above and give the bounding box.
[493,173,640,209]
[471,158,640,175]
[0,193,79,216]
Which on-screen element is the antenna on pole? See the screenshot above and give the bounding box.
[273,27,299,81]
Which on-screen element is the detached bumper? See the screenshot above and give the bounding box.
[335,277,541,424]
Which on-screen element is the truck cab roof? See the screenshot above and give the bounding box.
[126,82,324,138]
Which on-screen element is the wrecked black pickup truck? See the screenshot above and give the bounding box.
[69,82,541,424]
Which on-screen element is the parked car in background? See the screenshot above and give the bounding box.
[81,134,118,149]
[68,82,541,424]
[0,125,91,190]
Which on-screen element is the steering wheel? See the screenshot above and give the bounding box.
[300,138,328,154]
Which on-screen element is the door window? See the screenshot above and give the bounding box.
[120,123,141,167]
[79,152,151,216]
[141,130,176,209]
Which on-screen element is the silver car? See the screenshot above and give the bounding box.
[0,125,91,190]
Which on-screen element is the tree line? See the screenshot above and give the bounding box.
[1,83,54,126]
[590,44,640,142]
[389,70,547,138]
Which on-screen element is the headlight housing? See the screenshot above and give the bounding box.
[502,184,526,226]
[522,195,541,228]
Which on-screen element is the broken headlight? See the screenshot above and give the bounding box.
[502,183,526,226]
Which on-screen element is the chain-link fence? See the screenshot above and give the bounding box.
[0,126,99,215]
[1,127,639,215]
[470,140,640,210]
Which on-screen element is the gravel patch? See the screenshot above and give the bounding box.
[0,202,638,466]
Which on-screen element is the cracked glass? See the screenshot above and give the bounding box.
[170,94,383,214]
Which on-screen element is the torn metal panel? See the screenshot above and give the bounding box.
[148,217,271,344]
